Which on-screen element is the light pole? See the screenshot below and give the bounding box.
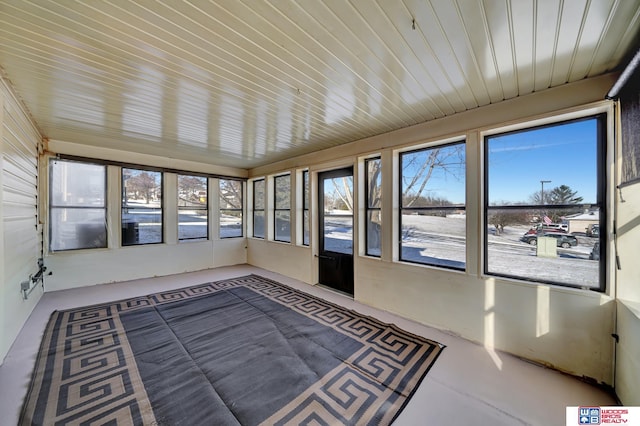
[540,180,551,205]
[540,180,551,227]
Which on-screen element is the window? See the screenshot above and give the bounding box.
[122,168,162,245]
[274,174,291,242]
[365,157,381,257]
[399,142,466,269]
[49,159,107,251]
[178,174,208,241]
[219,179,243,238]
[253,179,265,238]
[302,170,310,246]
[485,115,605,290]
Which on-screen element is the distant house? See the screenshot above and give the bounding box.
[565,211,599,234]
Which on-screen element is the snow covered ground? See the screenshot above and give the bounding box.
[219,214,242,238]
[125,207,600,288]
[323,213,600,289]
[485,222,599,288]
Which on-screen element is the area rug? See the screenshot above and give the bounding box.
[20,274,444,425]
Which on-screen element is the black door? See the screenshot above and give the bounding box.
[318,167,354,295]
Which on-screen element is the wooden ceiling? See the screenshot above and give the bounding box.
[1,0,639,169]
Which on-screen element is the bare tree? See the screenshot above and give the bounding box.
[330,176,354,212]
[338,176,353,211]
[366,159,382,250]
[178,176,206,206]
[367,160,382,210]
[402,145,465,206]
[326,145,463,215]
[127,172,158,204]
[220,179,242,209]
[489,208,529,235]
[274,175,290,208]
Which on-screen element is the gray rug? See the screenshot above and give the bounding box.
[20,274,444,425]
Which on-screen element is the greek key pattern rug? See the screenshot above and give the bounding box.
[20,274,444,425]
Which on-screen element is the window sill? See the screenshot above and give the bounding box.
[618,299,640,320]
[393,259,467,275]
[359,254,382,260]
[178,238,209,244]
[272,240,292,245]
[47,246,110,255]
[482,272,612,299]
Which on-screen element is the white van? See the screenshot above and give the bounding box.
[536,223,569,232]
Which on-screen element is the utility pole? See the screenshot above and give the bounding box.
[540,180,551,205]
[540,180,551,227]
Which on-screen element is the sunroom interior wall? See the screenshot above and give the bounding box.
[0,76,43,364]
[614,91,640,404]
[43,141,248,292]
[616,182,640,295]
[615,295,640,406]
[247,74,618,384]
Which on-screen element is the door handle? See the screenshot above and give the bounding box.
[315,254,335,261]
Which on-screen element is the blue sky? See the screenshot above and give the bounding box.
[487,118,598,204]
[399,118,598,206]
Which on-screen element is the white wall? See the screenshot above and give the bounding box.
[45,239,247,291]
[616,301,640,406]
[0,77,43,363]
[43,142,249,291]
[247,75,619,384]
[357,258,615,382]
[616,182,640,303]
[248,239,313,284]
[615,179,640,405]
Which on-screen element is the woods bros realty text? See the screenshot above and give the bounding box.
[567,407,640,424]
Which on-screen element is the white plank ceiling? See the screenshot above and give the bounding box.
[1,0,639,169]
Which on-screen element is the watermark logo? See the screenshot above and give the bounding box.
[568,406,638,425]
[579,407,600,425]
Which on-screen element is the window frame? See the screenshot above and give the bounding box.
[273,173,291,243]
[49,158,107,252]
[365,157,381,257]
[177,174,209,242]
[121,167,164,246]
[398,140,466,270]
[483,114,606,291]
[252,178,265,239]
[301,170,310,246]
[219,178,244,239]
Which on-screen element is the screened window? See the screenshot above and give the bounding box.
[302,170,310,246]
[399,142,466,269]
[178,175,208,241]
[253,179,265,239]
[365,157,381,257]
[219,179,243,238]
[274,174,291,242]
[122,168,163,245]
[485,115,605,290]
[50,159,107,251]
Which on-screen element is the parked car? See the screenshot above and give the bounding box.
[589,241,600,260]
[520,233,578,248]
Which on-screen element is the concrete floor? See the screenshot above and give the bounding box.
[0,265,617,425]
